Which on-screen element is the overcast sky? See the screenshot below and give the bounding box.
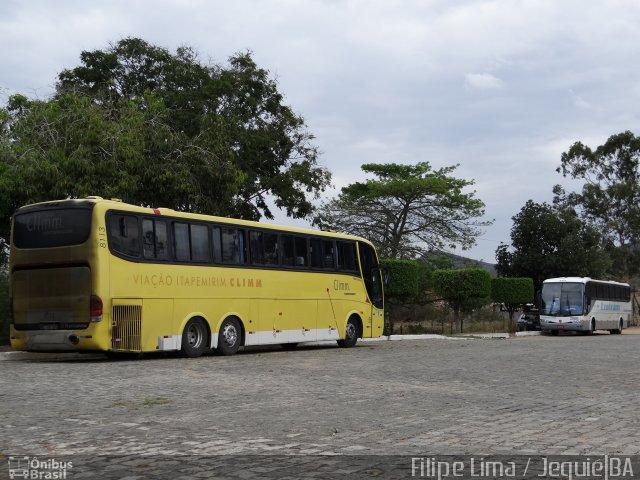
[2,0,640,262]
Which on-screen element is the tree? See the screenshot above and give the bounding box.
[0,37,331,241]
[491,277,534,332]
[314,162,489,259]
[495,200,610,291]
[432,268,492,333]
[557,130,640,280]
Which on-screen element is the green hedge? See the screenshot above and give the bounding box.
[432,268,492,306]
[491,277,534,306]
[380,259,420,299]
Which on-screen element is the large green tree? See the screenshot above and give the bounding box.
[0,37,331,240]
[556,130,640,280]
[314,162,489,259]
[495,200,610,290]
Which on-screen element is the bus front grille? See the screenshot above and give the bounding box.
[111,305,142,351]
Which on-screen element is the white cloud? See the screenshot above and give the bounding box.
[569,89,592,109]
[464,73,504,90]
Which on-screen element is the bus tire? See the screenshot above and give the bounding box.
[588,319,596,335]
[181,317,209,358]
[337,317,359,348]
[216,317,241,356]
[610,319,623,335]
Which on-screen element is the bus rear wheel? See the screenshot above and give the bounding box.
[610,319,623,335]
[182,317,209,358]
[337,317,359,348]
[216,317,241,356]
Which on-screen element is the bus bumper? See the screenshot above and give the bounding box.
[9,325,109,352]
[540,317,588,332]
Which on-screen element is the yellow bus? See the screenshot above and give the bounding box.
[9,197,384,357]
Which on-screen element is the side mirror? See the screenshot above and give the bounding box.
[379,266,390,286]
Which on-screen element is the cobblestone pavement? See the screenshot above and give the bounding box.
[1,333,639,478]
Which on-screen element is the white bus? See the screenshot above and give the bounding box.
[539,277,631,335]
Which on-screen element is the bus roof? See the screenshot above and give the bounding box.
[543,277,630,287]
[15,196,373,245]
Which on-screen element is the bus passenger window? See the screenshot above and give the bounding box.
[310,238,323,268]
[109,215,140,258]
[322,240,335,268]
[155,222,168,259]
[294,237,308,267]
[212,227,222,263]
[142,218,168,260]
[142,219,154,259]
[250,231,265,265]
[222,228,246,264]
[311,239,335,269]
[263,232,279,265]
[282,235,295,267]
[337,242,357,271]
[191,224,210,262]
[174,223,190,262]
[250,230,279,266]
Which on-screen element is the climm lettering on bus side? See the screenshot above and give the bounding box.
[133,274,263,288]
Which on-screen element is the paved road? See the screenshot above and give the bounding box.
[1,333,639,478]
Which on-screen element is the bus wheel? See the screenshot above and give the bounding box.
[588,319,596,335]
[610,320,623,335]
[182,318,209,358]
[337,317,359,348]
[216,317,241,356]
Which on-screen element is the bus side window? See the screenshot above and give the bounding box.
[263,232,279,265]
[190,224,210,263]
[221,228,246,264]
[322,240,335,268]
[109,214,141,258]
[337,241,357,272]
[142,219,154,258]
[250,230,279,266]
[173,223,190,262]
[212,227,222,263]
[250,231,265,265]
[294,237,308,267]
[142,218,168,260]
[310,238,323,268]
[155,221,168,259]
[283,235,307,268]
[282,235,294,267]
[311,238,335,269]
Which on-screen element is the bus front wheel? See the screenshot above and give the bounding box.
[216,317,241,356]
[182,317,209,358]
[337,317,359,348]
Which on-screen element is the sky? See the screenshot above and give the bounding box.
[2,0,640,262]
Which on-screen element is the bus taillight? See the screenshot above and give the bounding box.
[90,295,103,322]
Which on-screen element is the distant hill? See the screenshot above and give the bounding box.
[423,251,497,277]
